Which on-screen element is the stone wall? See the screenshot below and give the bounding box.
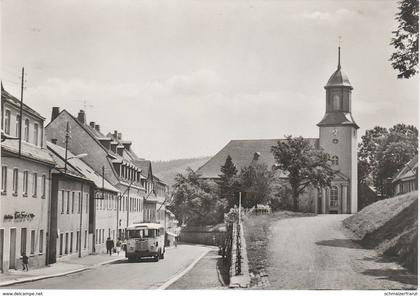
[179,224,226,246]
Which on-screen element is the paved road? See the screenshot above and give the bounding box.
[11,244,210,289]
[266,215,417,290]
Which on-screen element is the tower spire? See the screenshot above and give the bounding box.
[338,36,342,69]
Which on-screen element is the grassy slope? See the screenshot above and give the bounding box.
[343,191,418,273]
[151,156,211,187]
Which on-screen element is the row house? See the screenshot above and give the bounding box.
[1,85,55,272]
[47,141,93,263]
[46,109,152,247]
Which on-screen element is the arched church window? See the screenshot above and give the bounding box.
[331,156,339,166]
[330,186,339,207]
[332,95,340,111]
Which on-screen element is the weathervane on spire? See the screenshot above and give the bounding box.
[338,36,342,69]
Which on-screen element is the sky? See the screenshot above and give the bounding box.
[1,0,418,161]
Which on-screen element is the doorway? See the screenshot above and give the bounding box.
[9,228,16,270]
[0,229,4,272]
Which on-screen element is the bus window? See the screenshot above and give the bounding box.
[143,229,155,238]
[128,230,141,238]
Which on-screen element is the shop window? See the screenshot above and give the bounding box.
[39,230,44,253]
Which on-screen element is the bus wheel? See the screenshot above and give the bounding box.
[128,256,135,263]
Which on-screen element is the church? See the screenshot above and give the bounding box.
[197,47,358,214]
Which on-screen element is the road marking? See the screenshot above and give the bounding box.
[157,248,211,290]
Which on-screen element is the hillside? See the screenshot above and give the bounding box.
[343,191,418,273]
[152,156,211,187]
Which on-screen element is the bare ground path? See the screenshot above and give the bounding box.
[266,214,417,290]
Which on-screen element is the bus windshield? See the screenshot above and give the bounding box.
[128,228,156,238]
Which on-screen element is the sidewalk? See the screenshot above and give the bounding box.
[167,248,229,289]
[0,252,126,287]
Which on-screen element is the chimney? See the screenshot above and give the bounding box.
[113,130,118,139]
[51,107,60,122]
[77,110,86,124]
[51,139,58,144]
[117,133,122,140]
[89,121,95,128]
[95,124,100,132]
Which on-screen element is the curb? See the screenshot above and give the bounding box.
[0,256,125,287]
[157,248,211,290]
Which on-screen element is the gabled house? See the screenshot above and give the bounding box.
[46,108,145,242]
[392,155,418,196]
[1,85,56,272]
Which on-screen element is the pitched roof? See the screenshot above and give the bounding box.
[196,138,319,179]
[47,141,119,192]
[1,139,55,165]
[1,84,45,120]
[392,155,418,183]
[133,159,153,179]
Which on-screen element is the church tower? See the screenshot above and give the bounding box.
[317,46,359,214]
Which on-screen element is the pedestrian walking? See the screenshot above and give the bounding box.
[116,238,122,255]
[22,253,29,271]
[106,237,114,256]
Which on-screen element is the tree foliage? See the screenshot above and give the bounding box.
[238,162,274,209]
[390,0,419,78]
[218,155,240,209]
[271,136,334,211]
[358,124,418,197]
[169,168,225,226]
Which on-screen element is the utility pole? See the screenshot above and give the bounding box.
[18,67,24,158]
[79,183,83,257]
[126,187,130,229]
[238,192,242,222]
[64,122,70,174]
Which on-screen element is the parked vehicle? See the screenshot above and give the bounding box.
[126,223,165,262]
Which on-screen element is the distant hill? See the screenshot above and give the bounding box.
[152,156,212,187]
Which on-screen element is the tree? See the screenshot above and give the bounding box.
[375,124,418,197]
[218,155,239,209]
[271,136,334,211]
[390,0,419,78]
[238,162,274,209]
[358,126,389,186]
[358,124,418,198]
[169,168,225,226]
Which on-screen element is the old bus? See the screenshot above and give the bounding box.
[126,223,165,262]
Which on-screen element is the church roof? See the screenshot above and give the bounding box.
[196,138,319,179]
[317,112,359,128]
[324,47,353,89]
[325,67,352,89]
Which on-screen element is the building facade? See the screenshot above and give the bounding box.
[1,85,55,272]
[392,155,418,196]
